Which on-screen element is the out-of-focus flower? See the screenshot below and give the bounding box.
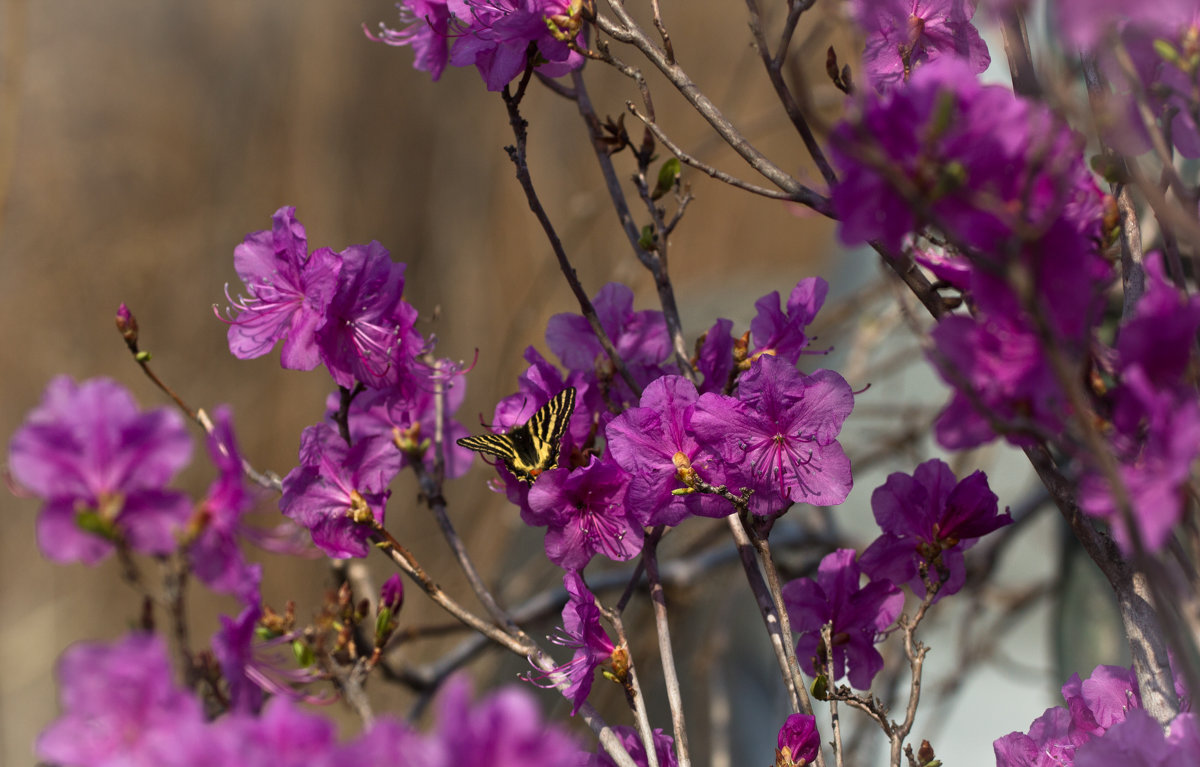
[9,376,193,564]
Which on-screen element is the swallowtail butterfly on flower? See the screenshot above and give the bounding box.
[456,387,576,484]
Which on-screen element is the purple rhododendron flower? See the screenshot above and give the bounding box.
[338,718,428,766]
[8,376,194,564]
[1089,10,1200,160]
[750,277,830,366]
[279,422,402,558]
[589,726,677,767]
[526,455,641,570]
[777,713,820,766]
[1079,369,1200,552]
[223,206,342,371]
[1075,709,1200,767]
[212,603,338,716]
[782,549,903,689]
[928,312,1066,449]
[36,633,204,766]
[530,572,618,714]
[546,282,672,408]
[317,240,423,391]
[237,697,344,765]
[1061,664,1141,739]
[427,675,587,767]
[993,706,1081,767]
[849,0,990,92]
[212,604,267,714]
[325,363,475,480]
[1080,254,1200,552]
[992,662,1190,767]
[859,459,1010,601]
[692,355,854,516]
[446,0,585,91]
[188,405,262,606]
[366,0,454,80]
[607,375,731,526]
[696,317,735,395]
[831,57,1110,344]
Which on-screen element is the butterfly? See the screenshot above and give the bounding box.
[456,387,577,484]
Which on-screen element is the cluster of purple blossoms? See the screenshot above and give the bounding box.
[1080,253,1200,553]
[473,280,854,575]
[37,632,586,767]
[223,207,424,393]
[8,377,265,606]
[783,461,1007,690]
[828,35,1200,552]
[222,208,475,558]
[994,662,1199,766]
[848,0,990,93]
[1055,2,1200,159]
[831,56,1111,449]
[367,0,586,91]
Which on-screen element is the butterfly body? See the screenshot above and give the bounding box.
[456,387,576,484]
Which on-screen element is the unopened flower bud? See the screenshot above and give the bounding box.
[775,713,820,767]
[672,451,698,486]
[381,573,404,612]
[115,303,140,350]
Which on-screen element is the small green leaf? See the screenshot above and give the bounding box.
[638,224,657,251]
[292,640,315,668]
[652,157,681,200]
[810,674,829,701]
[1154,38,1181,65]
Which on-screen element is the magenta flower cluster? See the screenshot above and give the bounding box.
[367,0,586,90]
[37,633,587,767]
[7,377,263,606]
[1055,2,1200,159]
[826,23,1200,555]
[475,278,854,577]
[783,460,1008,690]
[222,208,476,558]
[994,662,1198,767]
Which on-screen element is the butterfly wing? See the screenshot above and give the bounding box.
[520,386,576,481]
[456,433,524,464]
[456,387,577,484]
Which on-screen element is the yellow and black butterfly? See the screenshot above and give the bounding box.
[456,387,576,484]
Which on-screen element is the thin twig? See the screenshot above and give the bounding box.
[644,533,691,767]
[820,624,845,767]
[604,606,661,767]
[569,70,697,381]
[592,11,817,200]
[744,513,811,717]
[743,0,837,187]
[626,104,819,204]
[502,70,643,397]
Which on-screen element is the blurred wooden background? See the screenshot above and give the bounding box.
[0,1,853,763]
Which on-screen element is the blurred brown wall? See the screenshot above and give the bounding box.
[0,0,843,762]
